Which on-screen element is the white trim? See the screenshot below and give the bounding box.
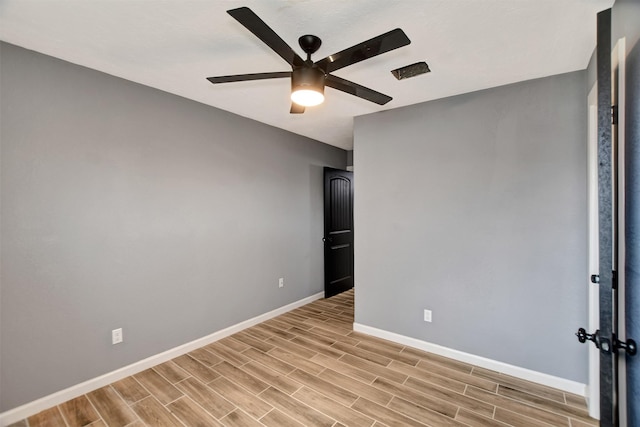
[353,323,587,396]
[613,37,627,427]
[0,292,324,426]
[587,81,600,419]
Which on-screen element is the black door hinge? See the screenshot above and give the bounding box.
[612,105,618,125]
[612,270,617,290]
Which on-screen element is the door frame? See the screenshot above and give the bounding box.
[587,82,600,419]
[612,36,627,427]
[323,167,355,298]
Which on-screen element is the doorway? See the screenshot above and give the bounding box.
[323,167,354,298]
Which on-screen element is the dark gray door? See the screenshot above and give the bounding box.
[594,9,639,425]
[323,167,354,298]
[595,10,617,425]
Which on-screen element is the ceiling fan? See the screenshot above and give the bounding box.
[207,7,411,114]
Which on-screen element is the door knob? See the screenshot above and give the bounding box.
[614,335,637,356]
[576,328,601,349]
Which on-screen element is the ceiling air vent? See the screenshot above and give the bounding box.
[391,61,431,80]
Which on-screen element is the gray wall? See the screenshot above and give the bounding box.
[612,0,640,54]
[353,71,588,382]
[0,42,345,411]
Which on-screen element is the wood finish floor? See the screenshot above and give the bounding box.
[10,289,596,427]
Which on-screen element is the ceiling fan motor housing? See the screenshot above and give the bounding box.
[291,66,325,95]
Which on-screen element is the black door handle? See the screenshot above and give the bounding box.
[577,328,637,356]
[614,335,637,356]
[576,328,601,349]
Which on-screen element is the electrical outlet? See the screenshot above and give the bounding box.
[112,328,123,345]
[279,278,284,288]
[423,309,432,322]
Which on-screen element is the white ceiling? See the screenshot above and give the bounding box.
[0,0,613,150]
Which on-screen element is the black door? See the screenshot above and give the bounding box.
[323,167,354,298]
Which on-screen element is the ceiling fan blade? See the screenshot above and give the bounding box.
[315,28,410,73]
[325,75,392,105]
[207,71,291,84]
[290,103,305,114]
[227,7,305,67]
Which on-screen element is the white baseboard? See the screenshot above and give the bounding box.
[0,292,324,426]
[353,323,587,397]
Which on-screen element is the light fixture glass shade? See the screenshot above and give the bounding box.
[291,89,325,107]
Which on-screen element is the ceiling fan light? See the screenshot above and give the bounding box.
[291,67,325,107]
[291,89,324,107]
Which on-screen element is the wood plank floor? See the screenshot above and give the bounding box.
[10,289,596,427]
